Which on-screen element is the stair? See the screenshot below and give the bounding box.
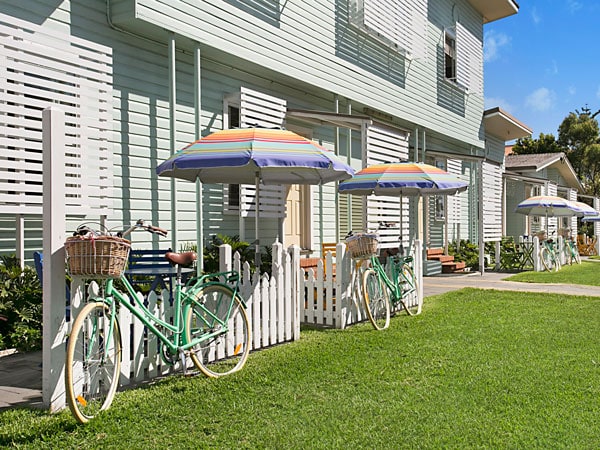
[427,248,466,274]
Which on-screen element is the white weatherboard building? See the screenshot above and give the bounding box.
[0,1,526,270]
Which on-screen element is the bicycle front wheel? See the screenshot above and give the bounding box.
[400,264,422,316]
[185,284,250,378]
[65,301,121,424]
[362,269,390,330]
[540,247,554,272]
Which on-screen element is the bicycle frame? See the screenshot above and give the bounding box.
[368,254,415,305]
[97,269,243,360]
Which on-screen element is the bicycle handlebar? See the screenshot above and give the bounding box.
[73,219,168,239]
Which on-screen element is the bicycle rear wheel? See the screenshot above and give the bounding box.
[400,264,422,316]
[574,247,582,264]
[65,301,121,424]
[362,268,390,330]
[185,284,250,378]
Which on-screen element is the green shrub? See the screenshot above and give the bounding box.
[448,240,480,270]
[0,255,43,352]
[181,235,272,275]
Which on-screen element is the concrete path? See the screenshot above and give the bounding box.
[423,270,600,298]
[3,269,600,411]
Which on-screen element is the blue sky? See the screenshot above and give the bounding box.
[483,0,600,139]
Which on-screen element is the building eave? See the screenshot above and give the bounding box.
[484,107,532,141]
[468,0,519,24]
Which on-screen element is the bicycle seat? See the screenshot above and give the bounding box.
[165,251,197,266]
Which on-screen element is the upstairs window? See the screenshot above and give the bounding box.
[349,0,427,59]
[444,29,457,81]
[443,23,483,94]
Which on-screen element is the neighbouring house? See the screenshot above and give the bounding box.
[504,151,586,238]
[0,0,521,274]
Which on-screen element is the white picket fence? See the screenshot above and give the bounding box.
[51,238,422,409]
[301,241,423,328]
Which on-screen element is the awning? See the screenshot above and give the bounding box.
[483,107,532,141]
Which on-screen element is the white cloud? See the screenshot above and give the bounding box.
[568,86,576,96]
[547,60,558,75]
[567,0,583,13]
[531,7,541,24]
[596,86,600,99]
[525,87,556,112]
[483,30,510,63]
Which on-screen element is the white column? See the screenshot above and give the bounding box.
[16,214,24,270]
[42,107,67,411]
[169,33,178,250]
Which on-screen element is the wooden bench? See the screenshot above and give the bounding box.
[125,249,190,298]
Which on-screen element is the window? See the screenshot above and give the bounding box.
[349,0,428,59]
[443,23,483,94]
[444,29,457,81]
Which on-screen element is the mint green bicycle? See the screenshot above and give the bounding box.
[346,233,421,331]
[64,220,250,423]
[562,235,582,265]
[539,232,561,272]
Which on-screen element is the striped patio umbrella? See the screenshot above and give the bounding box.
[514,195,581,217]
[337,161,469,196]
[156,128,354,185]
[338,162,468,255]
[571,200,599,218]
[157,127,354,266]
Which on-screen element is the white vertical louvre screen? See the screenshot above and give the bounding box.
[481,161,502,242]
[349,0,428,58]
[446,159,462,237]
[365,124,409,248]
[239,87,286,220]
[455,22,483,95]
[0,13,113,216]
[544,182,558,234]
[567,188,577,234]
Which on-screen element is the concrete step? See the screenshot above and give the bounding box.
[427,254,455,263]
[426,248,444,257]
[442,260,467,273]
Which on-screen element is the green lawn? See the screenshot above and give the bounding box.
[2,287,600,448]
[506,259,600,285]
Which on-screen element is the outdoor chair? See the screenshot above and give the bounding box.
[578,235,597,256]
[499,237,524,271]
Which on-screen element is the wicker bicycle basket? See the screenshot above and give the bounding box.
[345,233,379,260]
[64,235,131,278]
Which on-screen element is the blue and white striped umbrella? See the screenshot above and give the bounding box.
[515,195,581,217]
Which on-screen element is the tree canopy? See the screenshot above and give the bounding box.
[512,106,600,197]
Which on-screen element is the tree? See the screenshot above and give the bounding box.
[512,133,563,154]
[557,106,600,196]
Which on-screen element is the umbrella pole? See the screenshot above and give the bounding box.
[196,179,203,276]
[255,173,261,270]
[399,195,404,255]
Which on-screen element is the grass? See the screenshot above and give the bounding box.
[506,259,600,285]
[2,287,600,448]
